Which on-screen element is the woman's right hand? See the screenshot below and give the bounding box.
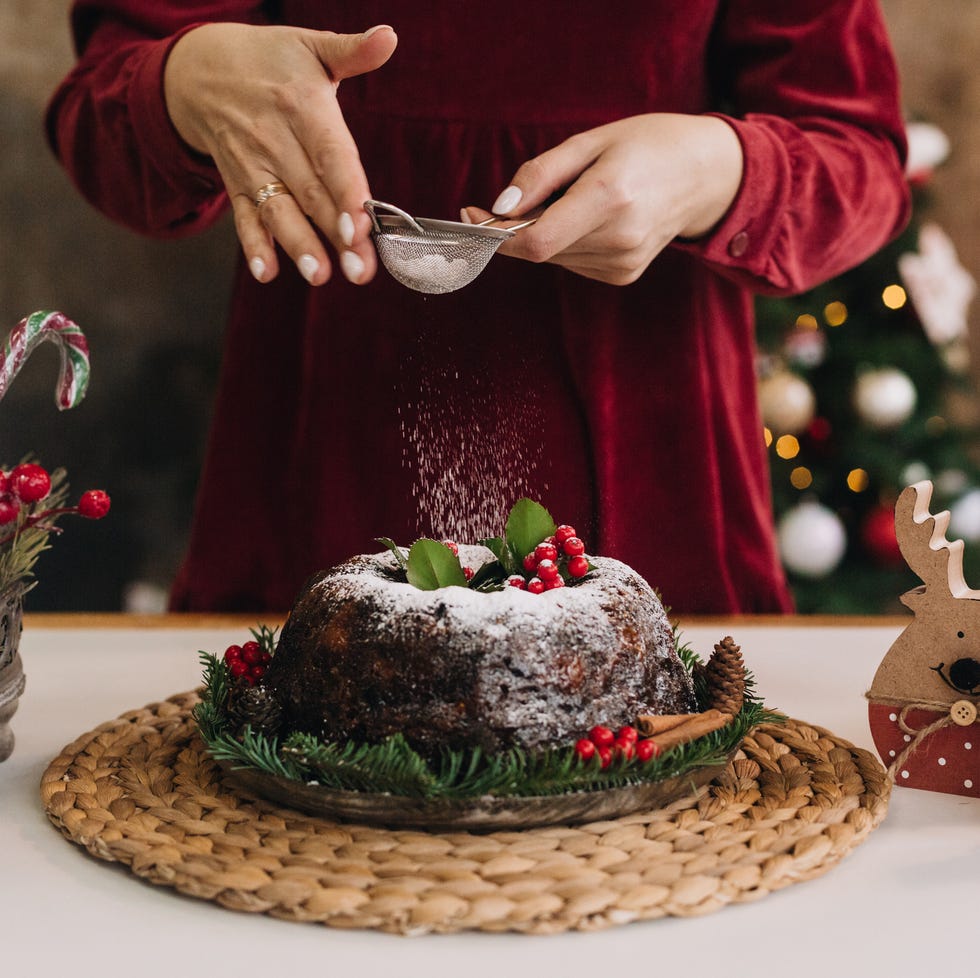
[163,22,397,285]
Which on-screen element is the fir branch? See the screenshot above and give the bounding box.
[250,624,279,656]
[0,464,70,589]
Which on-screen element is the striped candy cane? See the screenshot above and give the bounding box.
[0,311,90,411]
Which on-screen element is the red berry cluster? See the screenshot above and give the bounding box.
[224,640,272,685]
[574,724,662,769]
[0,462,110,539]
[509,524,590,594]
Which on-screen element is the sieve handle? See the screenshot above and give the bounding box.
[364,200,426,234]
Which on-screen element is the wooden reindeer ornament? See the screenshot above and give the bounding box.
[867,480,980,797]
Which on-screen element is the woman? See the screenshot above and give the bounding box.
[47,2,910,613]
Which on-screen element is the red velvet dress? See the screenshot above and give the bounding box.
[47,1,910,613]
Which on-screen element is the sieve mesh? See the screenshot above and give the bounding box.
[365,199,520,295]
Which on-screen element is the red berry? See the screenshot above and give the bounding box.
[617,725,638,744]
[463,566,474,580]
[574,738,596,762]
[597,746,612,769]
[522,552,539,573]
[10,463,50,503]
[260,650,273,665]
[567,555,589,578]
[0,498,19,525]
[443,540,459,555]
[613,737,635,760]
[78,490,111,519]
[241,640,262,665]
[536,558,559,581]
[229,659,249,679]
[589,725,615,748]
[223,644,243,663]
[635,739,662,762]
[527,577,545,594]
[544,575,565,590]
[249,664,265,682]
[0,472,8,495]
[554,525,577,546]
[534,542,558,564]
[507,575,526,589]
[562,536,586,557]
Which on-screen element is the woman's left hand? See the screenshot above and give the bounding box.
[462,114,744,286]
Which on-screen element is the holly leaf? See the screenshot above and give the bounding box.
[504,499,556,564]
[376,537,409,571]
[479,535,519,575]
[468,559,506,590]
[406,538,469,590]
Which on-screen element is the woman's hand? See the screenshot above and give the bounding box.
[462,114,744,286]
[164,22,397,285]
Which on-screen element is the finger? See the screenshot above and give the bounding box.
[253,187,332,285]
[495,183,607,262]
[309,25,398,82]
[230,190,280,283]
[490,131,601,216]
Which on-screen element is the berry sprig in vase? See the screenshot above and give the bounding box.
[0,311,110,762]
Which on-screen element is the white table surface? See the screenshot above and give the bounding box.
[2,617,977,975]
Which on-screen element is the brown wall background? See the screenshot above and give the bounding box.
[1,1,977,610]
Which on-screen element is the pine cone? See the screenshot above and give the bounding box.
[227,683,283,738]
[702,636,746,715]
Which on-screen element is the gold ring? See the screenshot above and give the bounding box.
[253,182,290,207]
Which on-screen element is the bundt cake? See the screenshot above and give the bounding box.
[265,543,697,756]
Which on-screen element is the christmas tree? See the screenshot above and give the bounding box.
[756,123,980,613]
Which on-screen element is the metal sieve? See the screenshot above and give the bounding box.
[365,199,534,295]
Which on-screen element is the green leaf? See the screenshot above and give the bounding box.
[504,499,556,564]
[406,538,468,590]
[376,537,409,571]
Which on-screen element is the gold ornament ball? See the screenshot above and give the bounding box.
[758,371,816,434]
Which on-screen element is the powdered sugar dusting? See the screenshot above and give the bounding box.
[399,364,547,542]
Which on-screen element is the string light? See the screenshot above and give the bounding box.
[790,466,813,489]
[775,434,800,459]
[824,301,848,326]
[763,426,773,447]
[882,284,907,309]
[847,468,870,492]
[795,313,819,330]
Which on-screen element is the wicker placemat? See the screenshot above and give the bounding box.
[40,691,890,935]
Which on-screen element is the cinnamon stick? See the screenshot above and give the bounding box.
[635,712,699,736]
[652,710,732,750]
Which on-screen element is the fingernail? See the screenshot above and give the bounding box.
[492,185,522,215]
[298,253,320,284]
[459,208,472,224]
[363,24,393,38]
[338,212,355,247]
[341,250,365,283]
[248,257,266,282]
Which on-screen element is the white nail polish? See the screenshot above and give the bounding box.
[248,257,266,282]
[341,250,365,283]
[298,253,320,284]
[459,209,472,224]
[492,185,523,215]
[338,212,355,247]
[362,24,392,38]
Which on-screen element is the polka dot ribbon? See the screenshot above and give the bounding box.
[0,311,90,411]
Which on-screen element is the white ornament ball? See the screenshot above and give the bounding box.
[900,461,932,487]
[758,371,816,434]
[778,500,847,578]
[949,489,980,543]
[853,368,917,429]
[936,468,969,498]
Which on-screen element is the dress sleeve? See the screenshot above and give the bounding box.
[676,0,912,296]
[46,0,270,238]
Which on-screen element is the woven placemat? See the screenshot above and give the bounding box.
[40,691,890,935]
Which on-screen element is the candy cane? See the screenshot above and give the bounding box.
[0,311,90,411]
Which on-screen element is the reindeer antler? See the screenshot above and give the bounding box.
[896,480,980,599]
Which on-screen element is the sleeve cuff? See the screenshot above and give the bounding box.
[674,113,791,281]
[127,25,224,197]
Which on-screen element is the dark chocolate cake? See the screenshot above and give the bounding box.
[266,545,697,756]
